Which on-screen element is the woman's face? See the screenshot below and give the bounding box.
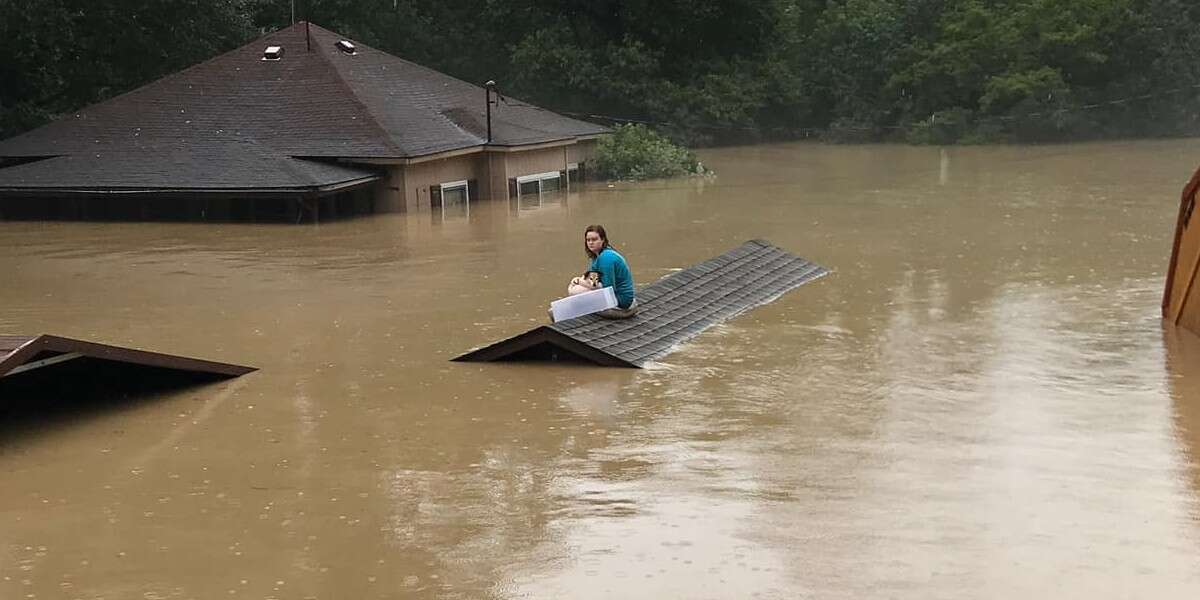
[585,231,605,255]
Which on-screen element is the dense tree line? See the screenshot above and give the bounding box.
[3,0,1199,144]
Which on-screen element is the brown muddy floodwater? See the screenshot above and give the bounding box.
[2,140,1200,599]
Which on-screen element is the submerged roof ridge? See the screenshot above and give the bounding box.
[454,241,831,367]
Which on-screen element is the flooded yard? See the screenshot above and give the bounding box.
[2,139,1199,599]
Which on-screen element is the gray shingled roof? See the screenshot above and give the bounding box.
[0,151,378,193]
[0,22,607,194]
[453,240,830,367]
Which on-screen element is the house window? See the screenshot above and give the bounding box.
[432,179,471,218]
[516,171,566,201]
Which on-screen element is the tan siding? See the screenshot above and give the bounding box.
[373,168,405,212]
[484,152,509,202]
[503,146,571,181]
[399,155,482,213]
[369,139,605,210]
[566,139,598,165]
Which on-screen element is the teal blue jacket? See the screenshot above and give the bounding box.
[590,247,636,308]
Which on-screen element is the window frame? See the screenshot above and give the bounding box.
[438,179,470,218]
[514,170,563,200]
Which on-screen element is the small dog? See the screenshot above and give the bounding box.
[567,270,602,295]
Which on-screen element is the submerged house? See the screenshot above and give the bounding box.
[0,22,607,221]
[1165,162,1200,336]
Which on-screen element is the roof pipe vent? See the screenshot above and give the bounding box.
[263,45,283,61]
[336,40,357,55]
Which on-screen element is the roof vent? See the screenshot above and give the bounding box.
[336,40,356,55]
[262,45,283,61]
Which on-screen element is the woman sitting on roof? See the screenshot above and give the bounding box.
[584,225,638,318]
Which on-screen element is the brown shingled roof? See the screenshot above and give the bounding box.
[0,22,607,194]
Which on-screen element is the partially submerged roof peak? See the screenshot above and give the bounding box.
[0,334,254,386]
[454,240,830,367]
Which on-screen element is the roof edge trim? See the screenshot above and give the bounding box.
[452,326,637,367]
[340,135,602,166]
[0,174,380,198]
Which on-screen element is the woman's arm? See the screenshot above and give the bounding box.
[593,253,618,289]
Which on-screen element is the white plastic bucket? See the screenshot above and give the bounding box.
[550,287,618,322]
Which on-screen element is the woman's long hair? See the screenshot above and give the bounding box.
[584,224,611,259]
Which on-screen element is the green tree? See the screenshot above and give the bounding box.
[803,0,908,138]
[4,0,1200,145]
[1,0,254,138]
[887,0,1180,141]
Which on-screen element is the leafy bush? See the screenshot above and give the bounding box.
[591,124,709,181]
